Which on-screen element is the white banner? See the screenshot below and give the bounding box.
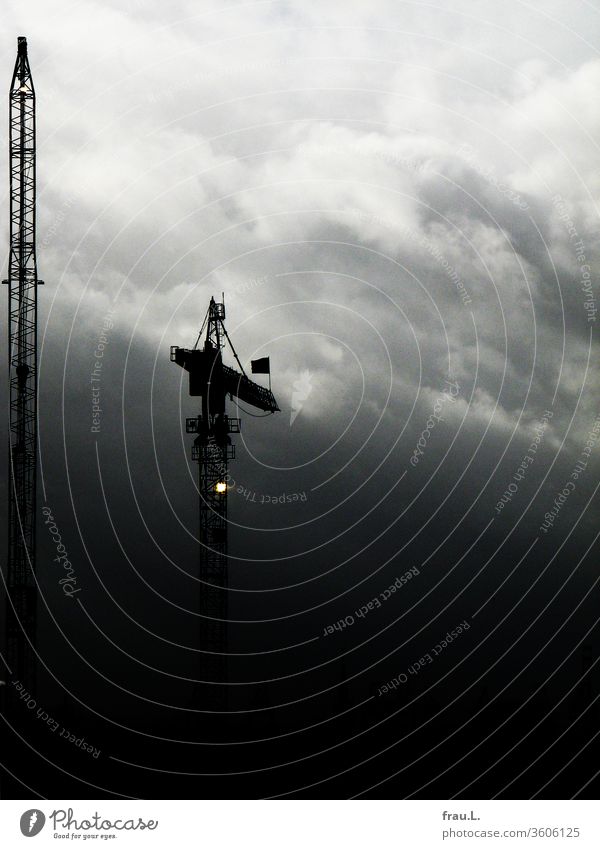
[0,800,598,848]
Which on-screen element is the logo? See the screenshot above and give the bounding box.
[20,810,46,837]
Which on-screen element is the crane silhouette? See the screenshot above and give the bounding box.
[171,296,279,708]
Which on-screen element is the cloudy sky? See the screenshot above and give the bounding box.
[1,0,599,798]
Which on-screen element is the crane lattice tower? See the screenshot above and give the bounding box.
[171,297,278,705]
[4,37,42,693]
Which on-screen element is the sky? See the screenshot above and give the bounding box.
[0,0,599,798]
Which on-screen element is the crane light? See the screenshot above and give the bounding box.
[215,481,227,494]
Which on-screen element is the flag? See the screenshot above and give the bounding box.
[251,357,270,374]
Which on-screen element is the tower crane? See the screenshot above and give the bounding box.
[171,296,278,704]
[4,37,42,694]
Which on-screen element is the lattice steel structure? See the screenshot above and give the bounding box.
[4,37,42,691]
[171,297,278,704]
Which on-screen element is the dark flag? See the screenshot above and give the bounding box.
[251,357,270,374]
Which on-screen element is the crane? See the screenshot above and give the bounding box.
[3,37,42,695]
[171,296,278,706]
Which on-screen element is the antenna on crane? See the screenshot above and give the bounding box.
[3,36,43,696]
[171,296,278,708]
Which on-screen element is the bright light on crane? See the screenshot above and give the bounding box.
[215,481,227,494]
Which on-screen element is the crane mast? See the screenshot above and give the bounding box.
[4,37,41,692]
[172,297,278,706]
